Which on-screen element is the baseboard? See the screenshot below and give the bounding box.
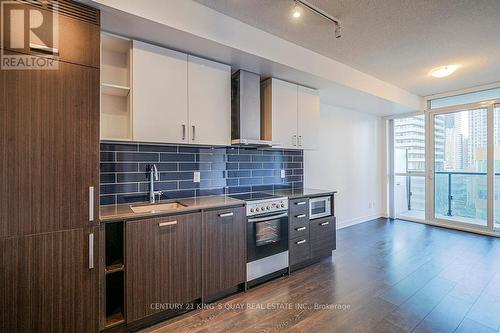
[336,212,387,229]
[397,217,500,238]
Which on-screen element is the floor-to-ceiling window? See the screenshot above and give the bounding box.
[390,86,500,235]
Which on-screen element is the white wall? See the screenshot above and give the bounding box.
[304,103,387,228]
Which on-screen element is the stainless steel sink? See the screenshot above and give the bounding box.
[130,202,186,214]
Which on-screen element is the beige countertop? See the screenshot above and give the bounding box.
[100,195,245,222]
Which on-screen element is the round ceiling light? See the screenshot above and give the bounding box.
[430,65,458,78]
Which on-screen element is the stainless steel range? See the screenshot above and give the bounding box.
[230,192,289,286]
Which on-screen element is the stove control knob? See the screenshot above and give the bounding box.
[256,207,260,212]
[266,206,270,210]
[261,206,265,211]
[280,203,285,208]
[250,208,254,213]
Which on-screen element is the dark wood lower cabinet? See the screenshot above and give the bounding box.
[202,207,246,299]
[0,227,99,333]
[310,216,336,259]
[289,215,336,269]
[125,213,202,322]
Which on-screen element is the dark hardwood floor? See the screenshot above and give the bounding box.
[141,218,500,333]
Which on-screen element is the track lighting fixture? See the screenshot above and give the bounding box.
[292,0,342,39]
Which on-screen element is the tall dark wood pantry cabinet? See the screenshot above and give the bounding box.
[0,1,100,332]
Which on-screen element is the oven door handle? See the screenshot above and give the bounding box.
[247,212,288,223]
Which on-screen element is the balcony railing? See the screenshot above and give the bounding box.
[434,171,488,217]
[404,172,488,221]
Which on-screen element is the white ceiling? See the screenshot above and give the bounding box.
[194,0,500,97]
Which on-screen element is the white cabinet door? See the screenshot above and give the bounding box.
[298,86,320,150]
[187,55,231,146]
[132,40,188,144]
[272,79,298,149]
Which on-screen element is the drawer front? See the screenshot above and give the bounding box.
[289,198,309,214]
[289,210,309,227]
[289,221,309,240]
[289,235,310,266]
[310,217,336,259]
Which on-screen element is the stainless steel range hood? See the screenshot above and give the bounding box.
[231,70,273,147]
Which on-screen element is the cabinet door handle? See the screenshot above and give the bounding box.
[296,201,306,205]
[296,214,306,218]
[292,135,297,146]
[192,125,196,141]
[298,135,302,147]
[88,187,94,222]
[296,226,306,231]
[320,221,330,226]
[296,239,307,245]
[219,212,234,217]
[88,233,94,270]
[159,221,177,227]
[182,124,186,140]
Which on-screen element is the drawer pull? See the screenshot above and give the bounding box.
[296,201,307,205]
[296,226,306,231]
[296,239,307,245]
[320,222,330,226]
[296,214,306,218]
[219,212,234,218]
[159,221,177,227]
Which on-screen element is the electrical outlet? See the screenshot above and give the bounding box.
[280,169,286,179]
[193,171,201,183]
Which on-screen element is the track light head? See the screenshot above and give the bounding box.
[334,23,342,38]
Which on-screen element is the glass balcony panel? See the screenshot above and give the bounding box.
[395,175,425,220]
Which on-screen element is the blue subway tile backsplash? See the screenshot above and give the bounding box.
[99,142,304,206]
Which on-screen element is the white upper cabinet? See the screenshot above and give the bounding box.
[262,78,320,150]
[262,78,298,149]
[132,40,188,144]
[297,85,320,150]
[187,55,231,146]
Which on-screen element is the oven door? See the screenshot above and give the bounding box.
[247,211,288,262]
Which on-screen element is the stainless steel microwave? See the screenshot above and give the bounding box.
[309,196,332,219]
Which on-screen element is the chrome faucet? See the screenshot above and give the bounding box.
[149,164,162,203]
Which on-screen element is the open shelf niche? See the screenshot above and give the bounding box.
[104,222,125,328]
[101,33,132,141]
